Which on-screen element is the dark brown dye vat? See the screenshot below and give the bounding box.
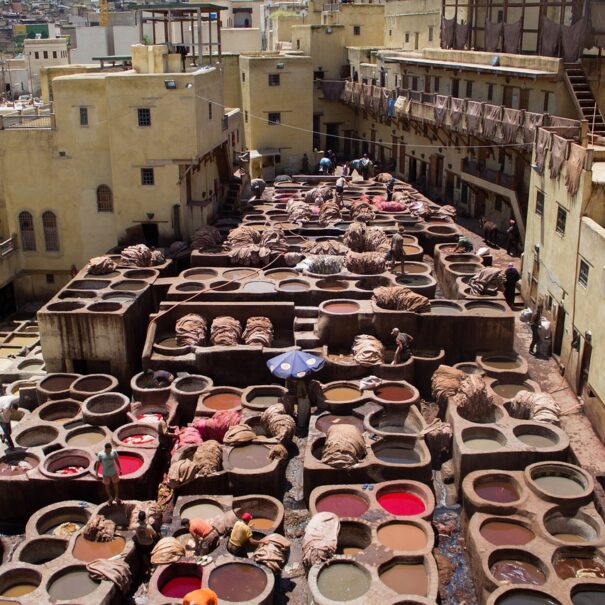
[72,535,125,562]
[41,375,76,392]
[499,592,560,605]
[73,376,112,393]
[208,563,267,602]
[315,414,364,434]
[316,493,369,518]
[474,479,519,503]
[480,521,535,546]
[490,560,545,585]
[555,557,605,580]
[323,302,359,314]
[374,385,414,401]
[228,444,271,469]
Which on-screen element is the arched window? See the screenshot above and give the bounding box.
[96,185,113,212]
[42,211,59,252]
[18,211,35,251]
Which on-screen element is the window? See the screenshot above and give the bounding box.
[141,167,155,186]
[34,52,39,59]
[296,39,300,50]
[245,111,248,123]
[497,9,504,22]
[536,190,544,216]
[79,106,88,127]
[434,76,440,92]
[242,72,245,82]
[412,76,418,90]
[43,51,48,59]
[543,91,550,113]
[137,107,151,127]
[405,32,410,43]
[268,112,281,125]
[313,70,324,80]
[466,80,473,97]
[96,185,113,212]
[487,84,494,101]
[578,259,590,287]
[389,30,392,37]
[42,211,59,252]
[353,25,361,36]
[208,102,212,120]
[46,273,55,284]
[18,211,35,251]
[52,50,57,58]
[428,26,434,42]
[495,197,503,211]
[556,205,567,235]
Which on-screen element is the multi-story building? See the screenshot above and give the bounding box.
[23,36,69,93]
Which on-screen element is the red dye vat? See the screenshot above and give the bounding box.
[137,413,162,423]
[97,454,143,476]
[56,465,85,475]
[378,492,426,516]
[122,434,156,446]
[160,576,201,598]
[316,493,369,518]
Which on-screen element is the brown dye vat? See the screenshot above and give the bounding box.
[554,533,587,543]
[66,430,105,447]
[18,359,44,371]
[404,244,422,254]
[228,444,271,469]
[317,563,370,601]
[208,563,267,602]
[316,414,364,434]
[249,518,274,530]
[493,383,533,399]
[47,570,99,600]
[484,356,522,370]
[111,280,146,291]
[374,385,414,401]
[374,445,420,464]
[266,270,298,280]
[490,560,546,585]
[370,411,418,434]
[402,263,428,274]
[0,454,38,476]
[73,376,113,393]
[533,475,585,496]
[1,584,38,597]
[242,281,275,293]
[475,480,520,503]
[317,279,348,291]
[480,521,535,546]
[323,302,360,314]
[338,546,363,555]
[499,593,560,605]
[430,303,463,315]
[380,563,427,595]
[377,523,427,551]
[41,375,76,392]
[323,386,361,401]
[72,535,125,562]
[555,557,605,579]
[517,433,556,448]
[316,493,369,518]
[464,438,503,451]
[204,393,241,410]
[176,283,204,292]
[181,502,222,520]
[279,280,310,292]
[222,269,256,280]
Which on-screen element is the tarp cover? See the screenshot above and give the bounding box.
[540,17,561,56]
[484,20,502,51]
[455,22,470,49]
[321,424,366,468]
[549,134,569,180]
[564,143,587,197]
[503,19,522,53]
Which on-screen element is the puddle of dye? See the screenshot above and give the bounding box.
[1,584,38,597]
[464,437,503,451]
[249,517,274,530]
[490,560,545,585]
[377,523,427,550]
[209,563,268,602]
[499,594,561,605]
[47,570,99,600]
[315,414,364,434]
[480,521,535,546]
[249,395,280,407]
[374,385,413,401]
[517,433,556,448]
[0,455,38,475]
[554,557,605,579]
[474,480,519,503]
[553,533,587,543]
[375,446,420,464]
[73,535,125,562]
[279,281,309,292]
[66,431,105,447]
[316,493,369,518]
[380,563,428,595]
[378,492,426,516]
[317,563,370,601]
[160,576,201,598]
[204,393,241,410]
[430,304,462,315]
[573,590,605,604]
[533,475,584,496]
[228,444,271,469]
[493,383,530,399]
[181,502,222,520]
[324,302,359,314]
[97,454,143,476]
[323,386,361,401]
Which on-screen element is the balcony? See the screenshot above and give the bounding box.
[461,158,516,189]
[0,105,55,130]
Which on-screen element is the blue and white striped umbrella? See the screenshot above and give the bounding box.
[266,350,325,379]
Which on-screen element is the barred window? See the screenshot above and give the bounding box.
[96,185,113,212]
[137,108,151,127]
[141,167,155,186]
[578,259,589,288]
[268,112,281,125]
[42,211,59,252]
[19,211,35,251]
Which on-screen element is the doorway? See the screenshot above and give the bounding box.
[552,303,565,357]
[326,123,340,155]
[578,338,592,393]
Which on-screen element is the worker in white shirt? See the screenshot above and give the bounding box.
[0,395,21,449]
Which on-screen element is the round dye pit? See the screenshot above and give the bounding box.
[498,591,561,605]
[464,437,504,452]
[1,583,38,598]
[96,454,143,476]
[121,433,156,446]
[228,444,272,469]
[493,382,534,400]
[430,302,463,315]
[279,280,310,292]
[181,502,222,520]
[265,270,298,280]
[374,444,421,464]
[156,336,179,348]
[0,454,38,476]
[18,538,68,565]
[380,563,428,596]
[66,429,105,447]
[572,589,605,604]
[38,401,80,422]
[316,414,364,434]
[474,479,520,503]
[39,374,78,393]
[374,384,414,401]
[323,302,360,314]
[323,386,361,401]
[242,281,276,293]
[47,569,100,600]
[316,493,369,518]
[249,517,274,531]
[203,392,241,410]
[223,268,256,281]
[377,523,427,551]
[72,535,125,562]
[317,279,348,291]
[138,412,163,423]
[317,563,370,602]
[545,512,598,543]
[71,375,114,393]
[161,576,202,598]
[369,411,420,434]
[480,521,535,546]
[532,474,585,497]
[515,432,557,448]
[15,425,58,447]
[482,356,522,370]
[248,394,281,408]
[490,560,545,585]
[378,491,425,516]
[554,556,605,580]
[209,563,268,602]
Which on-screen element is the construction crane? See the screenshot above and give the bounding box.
[100,0,108,27]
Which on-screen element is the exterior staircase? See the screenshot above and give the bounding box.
[564,62,605,137]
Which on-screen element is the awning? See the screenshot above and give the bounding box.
[249,148,280,160]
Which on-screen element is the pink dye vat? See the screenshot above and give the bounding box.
[378,492,426,516]
[160,576,201,598]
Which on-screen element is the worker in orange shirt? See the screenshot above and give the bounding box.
[182,587,218,605]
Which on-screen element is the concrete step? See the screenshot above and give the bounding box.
[295,305,319,318]
[294,317,316,331]
[294,332,321,348]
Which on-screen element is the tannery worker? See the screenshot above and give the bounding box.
[453,234,473,253]
[143,368,174,388]
[181,517,217,555]
[94,442,123,506]
[227,513,260,556]
[386,177,396,201]
[504,263,520,308]
[0,395,20,449]
[391,328,414,365]
[386,224,406,274]
[134,510,158,563]
[182,588,219,605]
